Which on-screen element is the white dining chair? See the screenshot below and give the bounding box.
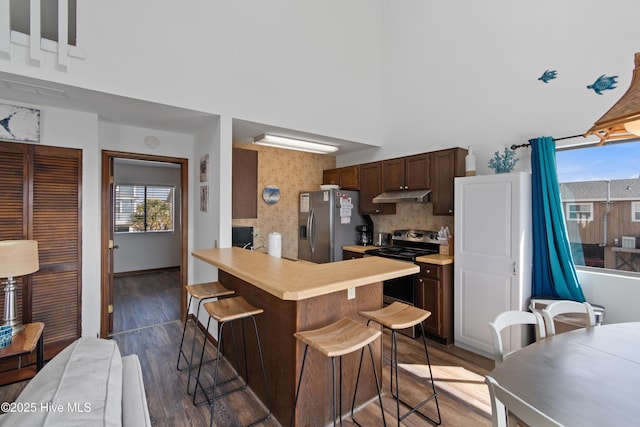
[489,310,546,364]
[485,375,564,427]
[541,300,596,336]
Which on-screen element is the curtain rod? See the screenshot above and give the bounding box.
[510,134,584,150]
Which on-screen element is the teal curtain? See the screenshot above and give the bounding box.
[530,137,586,301]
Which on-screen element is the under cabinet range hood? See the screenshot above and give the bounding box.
[372,189,431,203]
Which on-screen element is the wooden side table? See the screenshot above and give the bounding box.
[0,322,44,385]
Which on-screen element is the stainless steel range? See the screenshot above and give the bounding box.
[365,230,440,338]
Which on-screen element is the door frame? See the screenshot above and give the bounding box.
[100,150,189,338]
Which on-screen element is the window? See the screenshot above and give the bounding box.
[556,140,640,273]
[566,203,593,221]
[115,184,174,233]
[10,0,77,45]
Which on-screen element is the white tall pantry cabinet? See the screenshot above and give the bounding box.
[454,172,532,358]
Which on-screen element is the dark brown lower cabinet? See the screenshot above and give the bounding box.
[0,141,82,380]
[417,262,453,344]
[342,250,364,260]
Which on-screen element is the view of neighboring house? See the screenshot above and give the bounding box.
[560,179,640,271]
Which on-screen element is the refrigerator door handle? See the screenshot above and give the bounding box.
[309,208,316,253]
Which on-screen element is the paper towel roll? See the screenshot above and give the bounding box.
[268,232,282,258]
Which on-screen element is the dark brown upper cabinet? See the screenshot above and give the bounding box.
[322,165,359,190]
[359,162,396,215]
[382,153,430,191]
[431,148,467,215]
[232,147,258,219]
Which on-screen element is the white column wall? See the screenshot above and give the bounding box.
[0,1,383,147]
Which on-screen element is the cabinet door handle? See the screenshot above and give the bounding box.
[425,269,430,274]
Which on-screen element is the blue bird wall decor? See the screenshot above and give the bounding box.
[587,74,618,95]
[538,70,557,83]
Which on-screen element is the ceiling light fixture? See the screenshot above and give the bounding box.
[585,52,640,144]
[253,134,338,154]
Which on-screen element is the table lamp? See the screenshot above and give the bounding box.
[0,240,39,336]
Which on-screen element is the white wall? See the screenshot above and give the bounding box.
[338,0,640,168]
[191,118,224,286]
[113,162,182,273]
[579,269,640,325]
[1,1,383,147]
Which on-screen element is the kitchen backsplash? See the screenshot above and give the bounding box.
[232,143,454,257]
[370,202,454,236]
[232,142,335,259]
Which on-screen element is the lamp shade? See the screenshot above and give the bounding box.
[585,52,640,144]
[0,240,39,278]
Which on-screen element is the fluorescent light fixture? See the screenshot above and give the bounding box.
[253,134,338,154]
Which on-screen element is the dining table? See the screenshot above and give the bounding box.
[489,322,640,426]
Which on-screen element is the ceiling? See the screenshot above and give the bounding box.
[0,71,373,155]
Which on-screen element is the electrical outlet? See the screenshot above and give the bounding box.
[347,287,356,300]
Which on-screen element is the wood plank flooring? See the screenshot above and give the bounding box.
[0,270,496,426]
[113,268,181,333]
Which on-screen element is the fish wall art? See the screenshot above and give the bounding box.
[538,70,557,83]
[587,74,618,95]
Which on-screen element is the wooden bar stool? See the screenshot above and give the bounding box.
[291,318,386,427]
[193,296,272,427]
[176,281,234,395]
[360,302,441,425]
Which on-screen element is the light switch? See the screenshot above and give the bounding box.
[347,287,356,300]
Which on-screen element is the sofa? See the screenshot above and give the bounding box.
[0,337,151,426]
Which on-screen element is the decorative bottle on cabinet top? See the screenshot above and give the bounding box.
[465,146,476,176]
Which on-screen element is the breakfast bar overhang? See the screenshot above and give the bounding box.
[191,247,419,426]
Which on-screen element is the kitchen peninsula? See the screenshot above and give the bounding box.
[191,247,419,426]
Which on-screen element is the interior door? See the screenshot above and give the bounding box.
[107,157,116,333]
[100,151,189,338]
[454,173,532,357]
[100,154,115,336]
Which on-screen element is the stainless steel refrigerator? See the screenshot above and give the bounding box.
[298,190,365,263]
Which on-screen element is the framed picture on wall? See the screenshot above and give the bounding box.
[200,185,209,212]
[200,154,209,182]
[0,104,40,143]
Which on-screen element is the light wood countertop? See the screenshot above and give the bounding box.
[192,247,419,301]
[342,245,378,254]
[416,254,454,265]
[343,245,454,265]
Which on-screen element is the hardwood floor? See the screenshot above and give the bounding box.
[113,267,181,333]
[0,271,495,426]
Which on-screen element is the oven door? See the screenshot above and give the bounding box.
[382,273,418,338]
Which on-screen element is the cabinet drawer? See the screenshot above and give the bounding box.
[419,263,440,280]
[343,250,364,260]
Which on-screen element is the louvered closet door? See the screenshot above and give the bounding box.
[30,145,82,352]
[0,141,81,357]
[0,142,29,325]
